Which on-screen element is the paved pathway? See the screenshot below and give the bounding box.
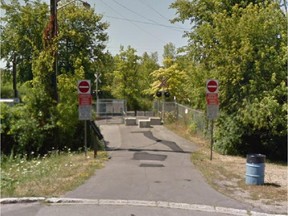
[1,124,286,216]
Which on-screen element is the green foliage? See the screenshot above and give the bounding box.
[1,0,48,82]
[214,113,245,155]
[0,151,108,197]
[149,62,189,103]
[56,58,86,149]
[57,3,109,80]
[111,46,141,111]
[164,112,177,124]
[171,0,287,161]
[0,81,14,99]
[0,0,109,157]
[187,122,198,135]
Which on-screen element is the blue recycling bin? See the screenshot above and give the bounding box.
[245,154,266,185]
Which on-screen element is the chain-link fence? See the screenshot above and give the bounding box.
[153,101,209,137]
[96,99,127,116]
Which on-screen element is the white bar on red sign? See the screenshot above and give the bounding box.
[78,80,91,94]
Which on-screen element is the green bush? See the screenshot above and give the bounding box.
[214,111,287,161]
[214,113,245,155]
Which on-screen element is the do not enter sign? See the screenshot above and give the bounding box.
[206,79,219,93]
[78,80,91,94]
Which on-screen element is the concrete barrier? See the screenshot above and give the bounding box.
[149,117,162,125]
[125,117,137,126]
[138,120,151,128]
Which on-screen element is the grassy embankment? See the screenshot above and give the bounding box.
[1,151,108,198]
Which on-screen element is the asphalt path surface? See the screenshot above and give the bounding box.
[1,123,284,216]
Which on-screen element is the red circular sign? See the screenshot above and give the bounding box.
[207,80,218,93]
[78,81,90,93]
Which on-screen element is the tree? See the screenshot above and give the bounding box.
[111,46,141,112]
[171,0,287,160]
[149,63,188,103]
[1,0,48,82]
[57,3,109,80]
[0,0,110,156]
[138,52,159,109]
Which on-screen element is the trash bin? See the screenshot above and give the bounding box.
[245,154,266,185]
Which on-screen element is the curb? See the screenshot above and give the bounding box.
[1,197,286,216]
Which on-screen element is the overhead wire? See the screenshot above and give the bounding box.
[111,0,162,26]
[111,0,187,31]
[98,0,166,43]
[137,0,187,30]
[105,15,187,32]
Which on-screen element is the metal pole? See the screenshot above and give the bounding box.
[210,120,214,160]
[84,120,87,157]
[96,75,99,115]
[162,89,165,123]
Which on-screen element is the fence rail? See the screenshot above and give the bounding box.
[153,101,209,137]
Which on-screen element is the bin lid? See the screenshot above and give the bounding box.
[247,154,266,164]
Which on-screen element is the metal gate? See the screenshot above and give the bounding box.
[95,99,127,124]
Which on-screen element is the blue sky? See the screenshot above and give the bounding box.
[89,0,191,63]
[0,0,191,67]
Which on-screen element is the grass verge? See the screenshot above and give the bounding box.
[166,121,287,213]
[1,151,108,198]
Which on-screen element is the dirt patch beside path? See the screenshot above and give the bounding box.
[199,148,288,214]
[166,124,287,215]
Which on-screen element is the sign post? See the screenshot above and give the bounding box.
[78,80,92,157]
[94,73,101,117]
[206,79,219,160]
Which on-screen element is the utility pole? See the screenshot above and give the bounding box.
[12,54,18,99]
[50,0,58,103]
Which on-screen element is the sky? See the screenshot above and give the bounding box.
[0,0,191,67]
[88,0,191,63]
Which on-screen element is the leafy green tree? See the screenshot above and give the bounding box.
[138,52,159,109]
[8,50,57,155]
[1,0,48,82]
[163,42,176,59]
[57,3,109,80]
[111,46,141,111]
[171,0,287,160]
[149,63,188,103]
[1,0,110,156]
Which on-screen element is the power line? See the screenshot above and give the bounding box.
[111,0,159,25]
[137,0,186,30]
[111,0,186,32]
[106,15,187,32]
[98,0,166,43]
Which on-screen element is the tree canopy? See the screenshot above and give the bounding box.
[1,0,286,161]
[0,0,110,155]
[171,0,287,160]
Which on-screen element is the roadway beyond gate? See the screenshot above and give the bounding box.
[2,122,283,216]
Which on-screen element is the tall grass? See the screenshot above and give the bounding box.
[0,150,108,197]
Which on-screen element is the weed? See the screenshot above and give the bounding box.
[0,151,108,197]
